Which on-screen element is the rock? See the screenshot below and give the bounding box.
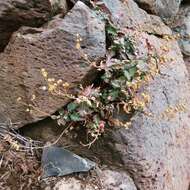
[101,0,171,36]
[52,169,137,190]
[101,170,137,190]
[97,0,190,190]
[42,146,96,178]
[52,177,99,190]
[168,5,190,56]
[134,0,182,18]
[0,0,68,51]
[0,1,106,127]
[69,0,92,6]
[53,178,90,190]
[184,56,190,75]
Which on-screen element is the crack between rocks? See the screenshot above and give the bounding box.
[162,89,170,106]
[127,174,140,190]
[145,31,165,39]
[122,167,140,190]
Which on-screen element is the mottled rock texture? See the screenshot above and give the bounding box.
[168,5,190,56]
[135,0,182,18]
[1,0,190,189]
[52,169,137,190]
[0,0,68,51]
[101,0,171,35]
[184,56,190,76]
[98,0,190,189]
[0,1,105,127]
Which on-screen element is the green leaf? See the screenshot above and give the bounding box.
[108,90,119,101]
[80,62,88,68]
[100,110,105,117]
[67,103,77,112]
[93,115,100,125]
[123,70,131,81]
[129,67,137,78]
[102,71,112,82]
[124,66,137,81]
[106,24,118,36]
[94,6,100,11]
[124,37,135,54]
[136,60,148,72]
[111,80,121,88]
[111,44,120,52]
[70,112,81,122]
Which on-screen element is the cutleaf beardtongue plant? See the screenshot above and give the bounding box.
[17,15,157,148]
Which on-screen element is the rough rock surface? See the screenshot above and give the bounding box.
[184,56,190,75]
[69,0,92,6]
[101,0,171,36]
[135,0,182,18]
[51,169,137,190]
[0,0,68,51]
[20,1,190,189]
[98,0,190,190]
[168,5,190,56]
[1,0,190,189]
[0,1,105,127]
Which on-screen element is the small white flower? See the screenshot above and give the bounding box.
[40,86,47,91]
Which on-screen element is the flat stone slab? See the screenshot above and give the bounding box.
[42,146,96,178]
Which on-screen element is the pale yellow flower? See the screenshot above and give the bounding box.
[41,68,48,78]
[62,82,70,88]
[31,94,36,101]
[17,97,22,102]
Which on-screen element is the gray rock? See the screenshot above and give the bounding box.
[99,0,190,189]
[0,1,106,127]
[0,0,69,52]
[169,5,190,56]
[52,169,137,190]
[42,146,96,178]
[184,56,190,76]
[69,0,92,6]
[135,0,182,18]
[101,0,171,35]
[53,178,91,190]
[101,170,137,190]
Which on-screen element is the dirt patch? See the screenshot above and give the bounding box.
[0,141,42,190]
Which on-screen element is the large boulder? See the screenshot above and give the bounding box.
[168,5,190,56]
[97,0,190,189]
[135,0,182,18]
[0,1,105,127]
[51,169,137,190]
[0,0,68,51]
[101,0,171,35]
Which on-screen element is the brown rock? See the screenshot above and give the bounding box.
[0,0,68,51]
[0,1,105,127]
